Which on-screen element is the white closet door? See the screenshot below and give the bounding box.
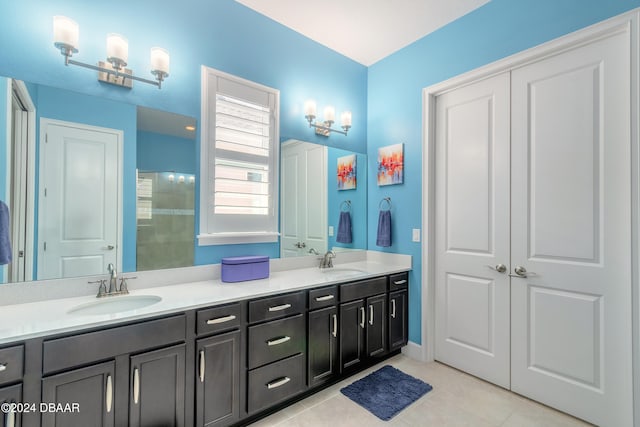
[510,30,632,426]
[435,72,511,388]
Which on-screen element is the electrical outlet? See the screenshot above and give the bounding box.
[328,226,334,237]
[412,228,421,242]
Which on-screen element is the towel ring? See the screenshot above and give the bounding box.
[379,197,392,211]
[340,200,352,212]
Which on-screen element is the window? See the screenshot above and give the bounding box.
[199,66,280,245]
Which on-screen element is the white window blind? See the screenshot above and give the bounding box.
[199,66,280,245]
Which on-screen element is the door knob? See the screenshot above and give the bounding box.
[511,265,537,278]
[487,264,507,273]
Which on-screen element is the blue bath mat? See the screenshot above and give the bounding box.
[340,365,433,421]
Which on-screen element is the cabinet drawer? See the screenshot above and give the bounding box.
[340,277,387,302]
[43,315,186,375]
[196,302,242,336]
[247,353,305,414]
[248,291,305,324]
[389,272,409,291]
[248,314,305,369]
[308,286,338,310]
[0,346,23,386]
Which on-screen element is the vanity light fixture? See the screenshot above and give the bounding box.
[53,16,170,89]
[304,100,352,136]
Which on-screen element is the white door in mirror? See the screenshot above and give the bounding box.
[38,120,121,280]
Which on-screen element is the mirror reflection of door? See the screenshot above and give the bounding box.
[6,80,35,282]
[280,140,327,258]
[37,119,121,280]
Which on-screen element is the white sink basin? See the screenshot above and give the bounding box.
[67,295,162,316]
[320,268,367,279]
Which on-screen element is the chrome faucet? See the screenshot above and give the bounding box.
[319,250,336,269]
[107,263,118,294]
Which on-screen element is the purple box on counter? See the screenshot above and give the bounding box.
[221,256,270,283]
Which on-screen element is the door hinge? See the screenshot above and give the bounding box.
[44,242,47,251]
[45,133,48,143]
[44,188,47,197]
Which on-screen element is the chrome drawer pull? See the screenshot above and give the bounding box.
[391,299,397,319]
[6,407,15,427]
[393,279,408,285]
[106,375,113,413]
[267,376,291,389]
[133,368,140,404]
[268,303,292,312]
[207,315,237,325]
[315,295,335,302]
[369,305,374,325]
[360,307,365,328]
[199,350,206,383]
[332,314,338,338]
[267,336,291,346]
[0,363,6,372]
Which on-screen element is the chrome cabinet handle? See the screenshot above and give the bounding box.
[6,404,15,427]
[332,314,337,338]
[315,295,335,302]
[267,336,291,346]
[391,299,396,319]
[393,279,407,285]
[207,315,236,325]
[106,374,113,413]
[199,350,205,383]
[268,303,291,312]
[360,307,365,328]
[510,266,537,278]
[133,368,140,404]
[0,363,6,372]
[486,264,507,273]
[369,305,374,326]
[267,376,291,389]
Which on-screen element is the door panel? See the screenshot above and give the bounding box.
[510,30,632,426]
[39,121,120,279]
[435,72,511,388]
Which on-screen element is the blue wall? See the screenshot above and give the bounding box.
[367,0,640,344]
[327,148,367,251]
[137,131,196,174]
[0,0,368,269]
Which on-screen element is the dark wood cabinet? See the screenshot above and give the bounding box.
[365,294,388,358]
[0,383,22,427]
[389,290,408,351]
[307,305,338,387]
[129,344,186,427]
[339,299,366,371]
[196,330,241,427]
[41,361,115,427]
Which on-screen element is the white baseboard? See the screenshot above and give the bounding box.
[401,341,427,362]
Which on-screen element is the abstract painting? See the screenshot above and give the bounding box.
[337,154,357,190]
[377,143,404,186]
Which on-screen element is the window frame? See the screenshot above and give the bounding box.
[198,66,280,246]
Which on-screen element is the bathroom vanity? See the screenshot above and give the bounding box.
[0,255,410,427]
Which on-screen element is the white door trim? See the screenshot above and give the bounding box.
[37,118,123,279]
[12,80,36,282]
[421,8,639,423]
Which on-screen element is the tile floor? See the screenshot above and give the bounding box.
[249,354,592,427]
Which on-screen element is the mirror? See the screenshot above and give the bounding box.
[0,76,367,284]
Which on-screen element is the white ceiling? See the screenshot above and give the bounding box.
[234,0,490,66]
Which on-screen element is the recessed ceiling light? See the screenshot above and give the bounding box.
[185,125,196,131]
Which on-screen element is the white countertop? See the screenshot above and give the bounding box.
[0,256,410,345]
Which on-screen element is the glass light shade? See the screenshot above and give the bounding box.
[53,16,79,50]
[106,33,128,64]
[304,100,317,117]
[323,106,335,122]
[150,47,170,75]
[341,111,352,127]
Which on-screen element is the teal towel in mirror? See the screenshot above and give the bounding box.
[0,200,12,265]
[376,210,392,247]
[337,211,353,243]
